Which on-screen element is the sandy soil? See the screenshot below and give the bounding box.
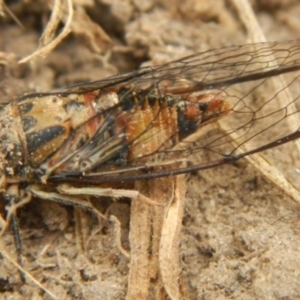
[1,0,300,299]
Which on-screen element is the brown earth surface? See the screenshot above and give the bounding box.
[1,0,300,299]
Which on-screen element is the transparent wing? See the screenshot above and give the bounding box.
[35,40,300,183]
[53,40,300,94]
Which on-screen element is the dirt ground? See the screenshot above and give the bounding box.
[1,0,300,299]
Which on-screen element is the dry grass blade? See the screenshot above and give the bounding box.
[228,0,300,203]
[19,0,73,64]
[127,174,188,300]
[0,0,4,17]
[126,185,152,299]
[231,0,300,153]
[0,0,23,28]
[159,174,188,300]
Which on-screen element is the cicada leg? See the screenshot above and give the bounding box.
[27,183,161,220]
[27,184,106,219]
[3,185,32,234]
[1,184,32,282]
[27,184,110,255]
[56,184,162,206]
[28,184,161,256]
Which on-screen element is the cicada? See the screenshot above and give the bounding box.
[1,40,300,230]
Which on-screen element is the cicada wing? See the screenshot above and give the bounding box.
[33,40,300,183]
[52,40,300,96]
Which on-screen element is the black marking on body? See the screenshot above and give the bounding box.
[22,116,37,132]
[26,126,66,154]
[18,102,33,115]
[117,88,178,113]
[177,111,198,140]
[117,88,137,111]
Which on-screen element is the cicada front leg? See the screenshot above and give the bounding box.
[2,185,33,234]
[27,184,107,220]
[27,183,161,219]
[1,184,32,238]
[0,183,32,281]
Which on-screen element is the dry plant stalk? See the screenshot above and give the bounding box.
[0,0,23,27]
[19,0,73,63]
[18,0,112,64]
[228,0,300,203]
[127,173,188,300]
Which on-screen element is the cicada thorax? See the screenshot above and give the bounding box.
[0,103,26,180]
[0,90,117,182]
